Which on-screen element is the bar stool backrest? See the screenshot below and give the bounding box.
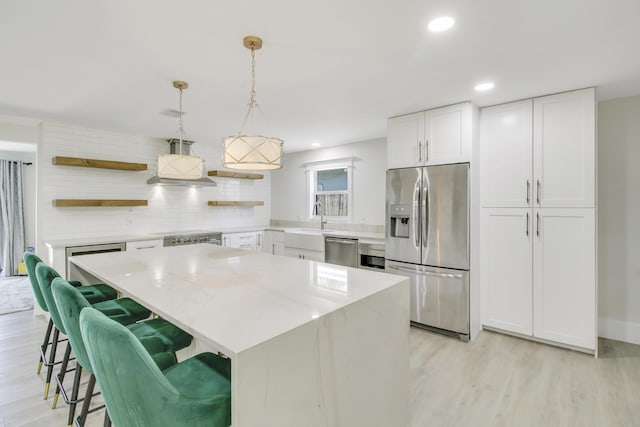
[23,252,48,312]
[35,263,67,335]
[51,278,95,373]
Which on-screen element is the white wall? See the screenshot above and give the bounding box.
[271,138,386,228]
[36,122,271,255]
[598,94,640,344]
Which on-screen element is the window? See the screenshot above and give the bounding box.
[306,159,353,221]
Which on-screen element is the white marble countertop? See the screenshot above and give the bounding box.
[45,225,385,249]
[44,234,162,248]
[266,226,385,244]
[69,244,404,355]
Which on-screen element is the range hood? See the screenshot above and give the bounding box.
[147,139,217,187]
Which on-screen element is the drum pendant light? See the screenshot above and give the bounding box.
[157,81,206,180]
[222,36,283,170]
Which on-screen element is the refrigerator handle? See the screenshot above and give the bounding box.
[413,177,420,249]
[421,172,429,252]
[388,264,464,279]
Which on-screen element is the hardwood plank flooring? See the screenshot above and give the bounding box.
[2,310,640,426]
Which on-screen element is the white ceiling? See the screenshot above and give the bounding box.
[2,0,640,153]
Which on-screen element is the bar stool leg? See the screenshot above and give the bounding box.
[44,327,60,399]
[67,365,83,427]
[52,341,72,408]
[76,374,96,427]
[37,318,54,374]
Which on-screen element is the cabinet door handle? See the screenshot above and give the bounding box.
[526,180,530,205]
[272,243,275,255]
[418,141,422,162]
[425,139,429,161]
[536,180,541,205]
[526,212,529,236]
[536,212,540,237]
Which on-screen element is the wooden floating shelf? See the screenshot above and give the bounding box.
[207,170,264,180]
[53,199,148,207]
[52,156,148,171]
[207,201,264,207]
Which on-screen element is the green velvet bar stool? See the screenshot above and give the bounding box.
[23,252,118,382]
[81,307,232,427]
[52,278,193,427]
[35,263,151,401]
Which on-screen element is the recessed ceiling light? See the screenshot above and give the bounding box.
[428,16,455,32]
[475,82,495,92]
[311,142,321,147]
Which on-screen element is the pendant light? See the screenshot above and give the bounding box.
[156,81,206,180]
[223,36,283,170]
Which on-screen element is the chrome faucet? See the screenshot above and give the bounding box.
[315,200,327,230]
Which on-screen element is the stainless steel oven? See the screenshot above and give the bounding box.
[358,242,385,271]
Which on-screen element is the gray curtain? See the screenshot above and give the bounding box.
[0,160,27,276]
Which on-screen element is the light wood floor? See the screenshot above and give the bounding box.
[2,310,640,427]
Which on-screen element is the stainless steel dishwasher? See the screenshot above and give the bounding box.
[324,236,358,268]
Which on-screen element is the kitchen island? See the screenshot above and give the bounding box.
[70,244,410,427]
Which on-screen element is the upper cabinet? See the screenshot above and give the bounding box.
[480,100,533,208]
[387,102,472,169]
[533,89,595,208]
[480,88,595,208]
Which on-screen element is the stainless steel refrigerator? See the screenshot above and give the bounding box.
[385,163,470,341]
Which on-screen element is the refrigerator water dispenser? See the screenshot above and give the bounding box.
[390,204,411,238]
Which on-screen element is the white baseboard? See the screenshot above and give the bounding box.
[598,317,640,345]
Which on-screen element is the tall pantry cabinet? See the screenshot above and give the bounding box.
[479,88,596,352]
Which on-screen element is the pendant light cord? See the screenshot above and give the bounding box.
[239,43,259,135]
[178,86,185,155]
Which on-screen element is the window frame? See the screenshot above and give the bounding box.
[306,159,353,223]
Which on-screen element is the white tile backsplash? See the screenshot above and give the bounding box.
[37,122,270,252]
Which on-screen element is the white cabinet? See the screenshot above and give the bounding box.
[480,89,595,209]
[479,88,596,351]
[480,208,533,336]
[263,230,285,256]
[387,112,423,168]
[480,100,533,208]
[284,247,324,262]
[533,208,596,349]
[283,232,324,262]
[126,239,163,251]
[222,232,259,251]
[387,102,472,168]
[533,90,595,208]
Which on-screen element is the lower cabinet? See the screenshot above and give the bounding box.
[126,239,164,251]
[263,230,285,255]
[481,208,533,336]
[284,247,324,262]
[481,207,596,350]
[222,232,259,251]
[283,231,325,262]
